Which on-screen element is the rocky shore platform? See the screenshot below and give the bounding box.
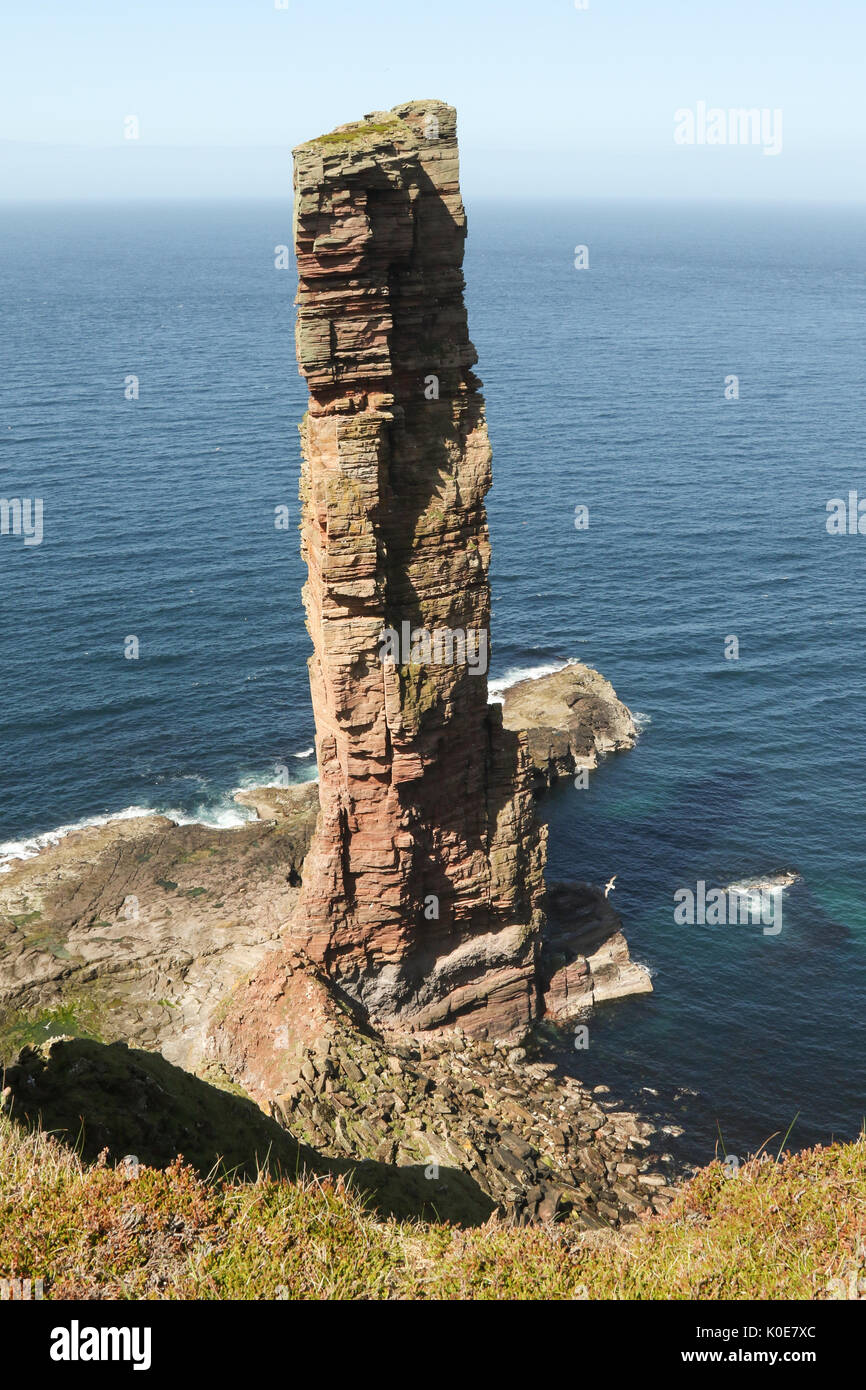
[0,783,319,1072]
[501,661,638,790]
[0,665,667,1228]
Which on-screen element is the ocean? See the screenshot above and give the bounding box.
[1,197,864,1168]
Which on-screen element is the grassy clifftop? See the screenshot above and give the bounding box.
[1,1114,863,1300]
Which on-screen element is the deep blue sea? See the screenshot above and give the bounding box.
[2,198,865,1168]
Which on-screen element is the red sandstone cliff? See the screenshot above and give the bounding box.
[290,100,546,1037]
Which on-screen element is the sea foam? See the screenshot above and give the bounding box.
[487,659,573,704]
[0,795,258,873]
[0,806,156,873]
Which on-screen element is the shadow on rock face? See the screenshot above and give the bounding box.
[1,1037,495,1227]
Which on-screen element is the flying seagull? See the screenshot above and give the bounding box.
[603,875,617,898]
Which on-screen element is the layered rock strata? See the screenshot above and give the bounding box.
[541,882,653,1021]
[291,101,545,1036]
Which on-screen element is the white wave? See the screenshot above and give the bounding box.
[166,802,253,830]
[632,710,652,730]
[725,871,800,897]
[292,747,315,758]
[231,770,279,792]
[488,658,573,704]
[0,793,262,874]
[0,805,156,873]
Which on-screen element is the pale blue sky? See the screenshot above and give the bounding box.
[2,0,864,201]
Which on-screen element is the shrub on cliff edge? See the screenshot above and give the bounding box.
[0,1115,863,1300]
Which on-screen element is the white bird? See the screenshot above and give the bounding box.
[603,875,617,898]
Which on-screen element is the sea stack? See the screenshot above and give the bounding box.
[291,100,546,1036]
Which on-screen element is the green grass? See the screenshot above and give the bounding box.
[1,1114,862,1300]
[312,120,403,148]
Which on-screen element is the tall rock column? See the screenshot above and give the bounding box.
[292,101,546,1037]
